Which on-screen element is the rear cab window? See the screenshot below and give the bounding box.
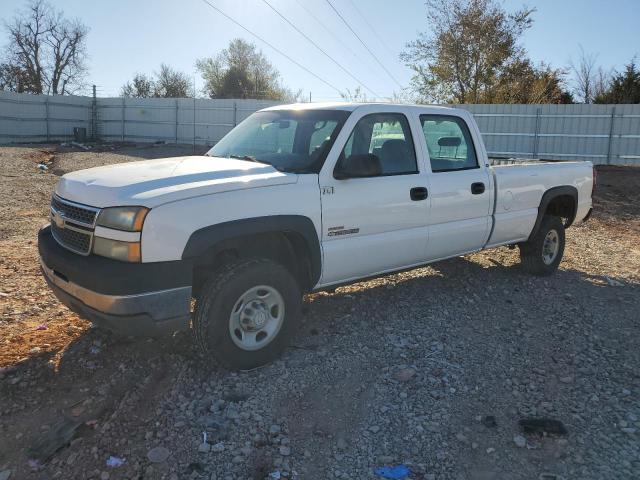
[420,114,478,172]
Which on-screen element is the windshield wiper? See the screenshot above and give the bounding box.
[229,154,261,163]
[227,154,287,172]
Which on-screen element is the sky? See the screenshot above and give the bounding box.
[0,0,638,101]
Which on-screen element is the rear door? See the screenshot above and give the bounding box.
[317,110,430,286]
[419,113,492,259]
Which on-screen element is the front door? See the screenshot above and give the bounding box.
[317,112,430,286]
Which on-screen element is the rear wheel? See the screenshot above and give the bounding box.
[519,215,565,276]
[194,258,301,370]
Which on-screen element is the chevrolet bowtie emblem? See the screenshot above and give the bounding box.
[52,211,65,229]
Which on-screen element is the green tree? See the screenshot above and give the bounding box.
[121,64,192,98]
[401,0,535,103]
[121,73,153,98]
[594,60,640,104]
[197,39,300,101]
[492,59,572,104]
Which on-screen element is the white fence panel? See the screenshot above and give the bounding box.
[1,91,638,165]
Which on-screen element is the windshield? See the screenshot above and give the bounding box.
[206,110,350,173]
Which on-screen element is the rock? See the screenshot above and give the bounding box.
[198,442,211,453]
[0,470,11,480]
[482,415,497,428]
[212,442,225,453]
[100,472,110,480]
[621,427,636,434]
[559,376,574,384]
[336,438,347,450]
[369,426,380,434]
[66,452,78,465]
[394,368,416,382]
[378,455,394,464]
[514,435,527,448]
[147,446,171,463]
[269,425,281,435]
[232,455,244,464]
[279,446,291,456]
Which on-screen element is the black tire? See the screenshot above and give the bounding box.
[193,258,301,370]
[519,215,565,276]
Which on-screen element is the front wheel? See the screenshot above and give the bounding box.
[519,215,566,276]
[194,258,302,370]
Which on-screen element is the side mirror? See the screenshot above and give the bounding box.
[334,153,382,179]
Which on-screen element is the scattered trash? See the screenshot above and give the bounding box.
[27,459,41,470]
[106,456,125,468]
[85,419,99,428]
[482,415,497,428]
[89,346,101,355]
[37,163,49,172]
[71,141,90,151]
[375,464,411,479]
[0,291,9,297]
[27,417,82,461]
[35,323,48,330]
[519,418,568,436]
[269,471,282,480]
[604,276,624,287]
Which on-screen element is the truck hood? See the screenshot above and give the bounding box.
[55,156,298,208]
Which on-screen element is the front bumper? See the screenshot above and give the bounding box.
[39,226,192,336]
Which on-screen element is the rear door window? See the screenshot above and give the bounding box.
[420,115,478,172]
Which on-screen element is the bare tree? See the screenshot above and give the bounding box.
[570,45,599,103]
[0,0,88,95]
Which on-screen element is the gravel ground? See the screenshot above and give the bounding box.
[0,144,639,480]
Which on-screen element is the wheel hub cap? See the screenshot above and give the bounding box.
[229,285,285,351]
[542,229,560,265]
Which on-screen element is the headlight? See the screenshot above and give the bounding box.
[97,206,149,232]
[93,237,141,262]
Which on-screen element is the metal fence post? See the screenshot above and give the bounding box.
[121,97,125,142]
[532,107,541,158]
[233,101,237,126]
[175,99,179,144]
[44,96,50,142]
[606,106,616,165]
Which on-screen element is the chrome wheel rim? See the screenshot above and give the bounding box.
[228,285,285,351]
[542,229,560,265]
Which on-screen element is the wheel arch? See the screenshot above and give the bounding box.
[182,215,321,294]
[528,186,578,241]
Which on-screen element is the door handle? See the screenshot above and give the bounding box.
[410,187,428,201]
[471,182,485,195]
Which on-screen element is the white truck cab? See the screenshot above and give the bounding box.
[39,103,594,369]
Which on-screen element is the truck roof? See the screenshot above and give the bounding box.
[262,102,462,114]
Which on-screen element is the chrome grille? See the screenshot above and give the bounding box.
[50,195,100,255]
[51,195,98,226]
[51,222,92,254]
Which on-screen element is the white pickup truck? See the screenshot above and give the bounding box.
[39,103,594,369]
